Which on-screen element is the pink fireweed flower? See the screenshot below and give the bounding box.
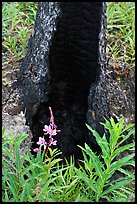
[49,137,57,146]
[43,124,57,136]
[33,148,41,153]
[34,107,61,155]
[37,137,47,149]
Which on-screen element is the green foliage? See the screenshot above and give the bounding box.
[2,118,135,202]
[2,128,80,202]
[107,2,135,69]
[2,2,38,60]
[81,117,135,202]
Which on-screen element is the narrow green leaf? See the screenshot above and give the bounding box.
[81,149,89,164]
[15,133,28,150]
[112,143,135,160]
[100,118,112,130]
[59,171,66,185]
[84,144,104,180]
[2,146,15,161]
[48,158,62,168]
[20,182,27,202]
[3,190,10,202]
[105,175,131,186]
[15,149,21,171]
[2,127,6,136]
[86,124,110,158]
[99,134,110,158]
[117,128,135,147]
[118,168,135,178]
[76,169,97,193]
[53,166,72,174]
[109,153,135,176]
[74,194,81,202]
[121,123,135,134]
[124,160,135,167]
[6,174,19,200]
[102,179,131,195]
[117,117,124,130]
[69,178,78,187]
[2,157,17,172]
[110,117,117,129]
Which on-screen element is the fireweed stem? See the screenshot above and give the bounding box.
[44,139,51,162]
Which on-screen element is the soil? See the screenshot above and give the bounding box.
[2,53,33,155]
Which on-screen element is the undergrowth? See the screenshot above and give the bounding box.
[2,117,135,202]
[2,2,38,61]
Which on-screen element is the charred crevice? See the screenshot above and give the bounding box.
[18,2,108,163]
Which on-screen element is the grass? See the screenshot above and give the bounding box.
[107,2,135,74]
[2,2,38,61]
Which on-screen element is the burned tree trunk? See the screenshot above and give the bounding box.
[18,2,109,162]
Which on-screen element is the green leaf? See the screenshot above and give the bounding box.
[109,153,135,176]
[86,124,110,158]
[84,143,104,180]
[2,146,15,161]
[124,160,135,167]
[80,150,93,173]
[6,173,19,200]
[117,117,124,129]
[48,158,62,168]
[121,123,135,134]
[74,194,81,202]
[2,157,17,172]
[15,149,21,171]
[117,127,135,147]
[110,117,117,129]
[99,134,110,158]
[112,143,135,160]
[2,127,6,135]
[118,168,135,178]
[69,178,78,187]
[20,182,28,202]
[102,179,132,195]
[53,166,72,174]
[14,133,28,150]
[3,190,10,202]
[76,169,97,193]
